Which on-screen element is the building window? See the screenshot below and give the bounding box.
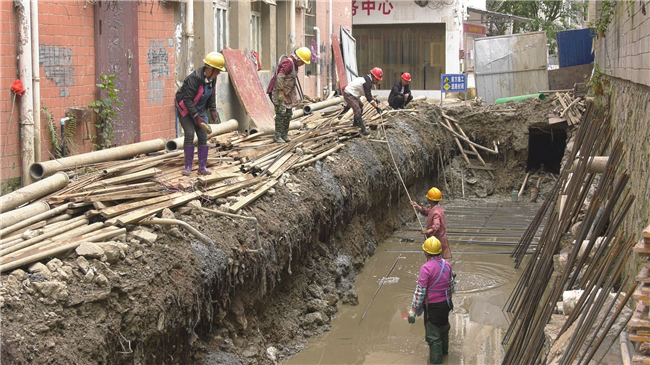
[214,2,229,53]
[251,1,261,55]
[304,1,316,76]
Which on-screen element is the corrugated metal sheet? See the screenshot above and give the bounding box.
[474,32,549,104]
[557,28,594,68]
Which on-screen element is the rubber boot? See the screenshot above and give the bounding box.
[358,116,370,135]
[440,323,450,355]
[274,120,286,143]
[281,119,292,142]
[425,322,444,364]
[339,105,351,120]
[352,115,359,127]
[182,145,194,176]
[197,145,211,175]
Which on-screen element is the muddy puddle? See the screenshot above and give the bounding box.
[285,199,540,365]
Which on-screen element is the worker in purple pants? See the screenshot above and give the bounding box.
[174,52,225,176]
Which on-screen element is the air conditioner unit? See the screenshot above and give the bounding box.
[296,0,311,11]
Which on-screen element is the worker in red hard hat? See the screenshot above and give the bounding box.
[342,67,383,135]
[388,72,413,109]
[407,236,454,364]
[410,187,452,259]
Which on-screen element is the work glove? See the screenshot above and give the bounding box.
[407,309,416,324]
[210,108,219,124]
[375,106,383,114]
[193,114,212,134]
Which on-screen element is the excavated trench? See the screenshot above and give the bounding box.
[0,99,563,365]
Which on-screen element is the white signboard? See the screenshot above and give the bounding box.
[340,26,358,83]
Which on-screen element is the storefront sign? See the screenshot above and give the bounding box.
[463,23,486,36]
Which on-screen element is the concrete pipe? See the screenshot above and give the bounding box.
[0,172,69,214]
[165,119,239,151]
[0,201,49,230]
[291,108,305,120]
[250,121,301,135]
[30,138,167,180]
[303,97,344,115]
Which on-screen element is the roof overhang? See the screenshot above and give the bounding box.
[467,7,534,24]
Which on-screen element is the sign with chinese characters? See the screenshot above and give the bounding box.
[463,23,487,36]
[352,0,394,17]
[441,74,467,93]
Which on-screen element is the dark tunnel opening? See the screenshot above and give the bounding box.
[527,127,567,174]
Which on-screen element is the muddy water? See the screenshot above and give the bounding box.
[285,200,539,365]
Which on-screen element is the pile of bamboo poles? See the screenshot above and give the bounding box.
[503,99,637,364]
[0,98,402,273]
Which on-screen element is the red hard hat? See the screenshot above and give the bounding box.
[402,72,411,82]
[370,67,383,81]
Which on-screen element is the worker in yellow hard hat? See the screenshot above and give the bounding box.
[407,236,454,364]
[410,187,452,259]
[175,51,226,176]
[267,47,311,143]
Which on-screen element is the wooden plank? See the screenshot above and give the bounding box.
[234,144,281,159]
[467,164,495,171]
[634,240,650,256]
[110,192,203,226]
[83,188,162,203]
[222,49,275,132]
[204,176,260,200]
[548,117,567,125]
[266,153,294,176]
[271,154,302,178]
[331,34,348,91]
[85,168,160,189]
[632,353,650,364]
[228,180,278,213]
[100,191,185,218]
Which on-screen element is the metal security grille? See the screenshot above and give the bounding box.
[304,3,316,76]
[354,24,445,90]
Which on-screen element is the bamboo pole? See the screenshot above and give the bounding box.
[0,217,89,256]
[0,201,49,229]
[0,172,69,213]
[0,203,69,238]
[0,227,126,273]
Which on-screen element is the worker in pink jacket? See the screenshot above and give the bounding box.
[410,187,452,259]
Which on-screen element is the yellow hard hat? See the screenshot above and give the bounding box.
[295,47,312,64]
[204,52,226,71]
[422,236,442,255]
[426,187,442,201]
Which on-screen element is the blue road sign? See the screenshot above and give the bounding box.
[441,74,467,93]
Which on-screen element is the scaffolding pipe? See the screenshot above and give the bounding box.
[16,0,35,186]
[0,201,49,229]
[138,218,213,246]
[303,96,344,114]
[314,26,321,98]
[31,0,41,162]
[0,171,69,214]
[0,202,68,238]
[29,138,167,179]
[202,207,262,251]
[165,119,239,151]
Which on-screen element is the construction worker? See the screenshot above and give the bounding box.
[267,47,312,143]
[410,187,452,259]
[175,52,225,176]
[388,72,413,109]
[408,236,454,364]
[343,67,383,135]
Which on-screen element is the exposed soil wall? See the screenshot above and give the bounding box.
[0,100,558,364]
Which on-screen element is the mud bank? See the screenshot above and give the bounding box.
[0,100,556,364]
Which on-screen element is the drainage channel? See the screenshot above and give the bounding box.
[285,199,541,364]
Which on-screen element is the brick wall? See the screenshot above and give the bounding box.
[594,2,650,87]
[299,1,352,99]
[137,3,176,142]
[1,1,20,189]
[1,1,96,188]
